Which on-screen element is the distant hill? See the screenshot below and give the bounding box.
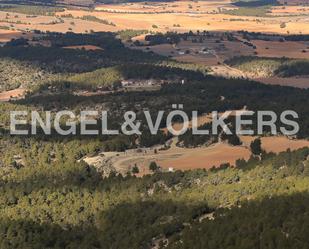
[0,0,178,6]
[0,0,94,7]
[278,0,309,5]
[231,0,278,7]
[2,0,307,8]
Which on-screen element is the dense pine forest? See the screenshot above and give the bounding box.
[0,147,308,248]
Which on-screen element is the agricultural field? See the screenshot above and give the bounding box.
[270,5,309,16]
[95,0,235,14]
[86,140,251,174]
[0,1,307,34]
[129,30,309,87]
[58,6,309,34]
[240,135,309,153]
[105,137,309,176]
[256,76,309,88]
[0,1,309,247]
[251,40,309,59]
[0,29,28,42]
[100,110,309,175]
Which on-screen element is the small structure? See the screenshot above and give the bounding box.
[121,79,134,87]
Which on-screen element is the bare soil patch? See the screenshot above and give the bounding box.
[0,30,24,42]
[240,136,309,153]
[93,134,309,176]
[255,76,309,88]
[158,143,251,170]
[133,37,308,68]
[0,88,26,102]
[253,40,309,59]
[109,141,251,174]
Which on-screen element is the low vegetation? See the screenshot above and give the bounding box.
[223,6,272,17]
[117,29,148,42]
[35,63,206,91]
[0,4,64,15]
[65,66,122,90]
[80,15,116,26]
[0,58,59,91]
[226,56,309,77]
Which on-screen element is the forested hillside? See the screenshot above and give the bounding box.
[0,33,164,74]
[0,147,308,248]
[0,58,58,91]
[0,32,167,91]
[16,73,309,139]
[226,56,309,77]
[0,28,308,248]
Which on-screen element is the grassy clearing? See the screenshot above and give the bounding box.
[223,6,272,17]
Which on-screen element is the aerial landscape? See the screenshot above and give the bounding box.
[0,0,309,248]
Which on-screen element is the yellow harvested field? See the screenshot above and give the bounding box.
[95,0,235,13]
[0,10,118,33]
[0,2,307,36]
[270,6,309,16]
[58,5,309,35]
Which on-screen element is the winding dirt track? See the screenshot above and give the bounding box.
[112,140,251,174]
[109,135,309,175]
